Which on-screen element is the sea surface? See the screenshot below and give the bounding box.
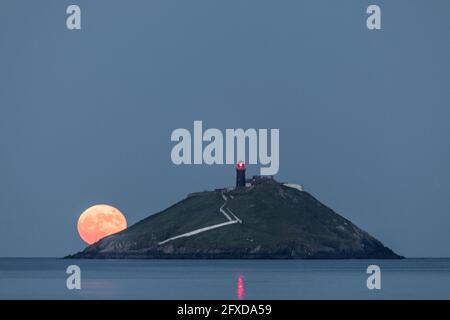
[0,258,449,299]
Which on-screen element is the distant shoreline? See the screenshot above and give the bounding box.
[4,257,450,260]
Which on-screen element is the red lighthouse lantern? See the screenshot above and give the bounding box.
[236,161,246,188]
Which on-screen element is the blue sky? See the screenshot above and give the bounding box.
[1,0,450,257]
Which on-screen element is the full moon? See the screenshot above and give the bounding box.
[77,204,127,245]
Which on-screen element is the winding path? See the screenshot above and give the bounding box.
[158,191,242,245]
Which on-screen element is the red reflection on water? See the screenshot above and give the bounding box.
[237,275,245,300]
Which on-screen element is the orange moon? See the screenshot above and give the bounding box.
[77,204,127,245]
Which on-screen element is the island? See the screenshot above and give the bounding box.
[67,171,401,259]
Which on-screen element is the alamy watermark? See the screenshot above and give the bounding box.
[170,121,280,175]
[66,265,81,290]
[366,265,381,290]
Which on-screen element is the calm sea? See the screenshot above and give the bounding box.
[0,258,449,299]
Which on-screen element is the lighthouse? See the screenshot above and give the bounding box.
[236,161,246,188]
